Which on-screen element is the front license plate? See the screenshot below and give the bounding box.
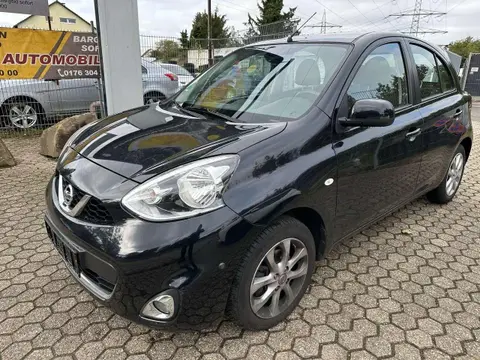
[45,222,81,275]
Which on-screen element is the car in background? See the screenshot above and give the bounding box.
[0,59,179,129]
[158,63,195,88]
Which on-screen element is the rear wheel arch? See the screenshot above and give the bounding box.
[3,95,45,111]
[461,137,472,161]
[143,91,166,104]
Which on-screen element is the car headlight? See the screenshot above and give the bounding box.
[121,155,240,221]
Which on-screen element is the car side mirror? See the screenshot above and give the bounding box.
[339,99,395,127]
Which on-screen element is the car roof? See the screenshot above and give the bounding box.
[249,32,419,46]
[247,32,450,62]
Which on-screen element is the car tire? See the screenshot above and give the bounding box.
[143,92,165,105]
[427,145,466,204]
[228,216,315,330]
[0,98,44,129]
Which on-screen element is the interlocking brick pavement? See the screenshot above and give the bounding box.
[0,107,479,360]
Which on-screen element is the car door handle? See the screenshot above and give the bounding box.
[406,128,421,140]
[454,110,463,118]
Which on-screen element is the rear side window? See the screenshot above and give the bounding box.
[410,44,442,99]
[347,43,408,109]
[435,55,455,92]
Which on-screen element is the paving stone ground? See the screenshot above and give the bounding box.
[0,107,479,360]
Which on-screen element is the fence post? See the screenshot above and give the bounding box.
[461,53,472,91]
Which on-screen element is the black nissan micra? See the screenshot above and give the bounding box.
[45,32,473,330]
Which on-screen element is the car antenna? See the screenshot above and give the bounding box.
[287,12,317,43]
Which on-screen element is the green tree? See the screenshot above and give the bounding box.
[246,0,299,43]
[150,40,182,62]
[449,36,480,59]
[189,8,232,49]
[180,30,189,49]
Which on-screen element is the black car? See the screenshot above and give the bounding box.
[45,32,473,330]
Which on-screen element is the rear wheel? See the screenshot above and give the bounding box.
[427,145,466,204]
[228,216,315,330]
[143,92,165,105]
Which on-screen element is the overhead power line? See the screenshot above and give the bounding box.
[388,0,446,36]
[346,0,377,26]
[305,10,342,34]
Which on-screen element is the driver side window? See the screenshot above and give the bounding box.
[347,43,408,111]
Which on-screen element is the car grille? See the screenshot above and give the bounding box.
[81,197,114,225]
[59,177,114,225]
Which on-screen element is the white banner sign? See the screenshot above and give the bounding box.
[0,0,49,16]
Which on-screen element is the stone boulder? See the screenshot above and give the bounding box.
[0,139,16,167]
[40,112,97,158]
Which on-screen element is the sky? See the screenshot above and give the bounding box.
[0,0,476,47]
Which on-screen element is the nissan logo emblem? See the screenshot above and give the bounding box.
[63,184,74,207]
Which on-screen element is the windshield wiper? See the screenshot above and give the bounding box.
[182,105,241,123]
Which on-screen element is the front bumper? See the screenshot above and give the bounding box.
[45,175,255,329]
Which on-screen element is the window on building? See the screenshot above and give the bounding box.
[60,18,77,24]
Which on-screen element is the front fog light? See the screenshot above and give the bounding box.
[141,294,175,320]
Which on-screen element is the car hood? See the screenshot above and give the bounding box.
[70,103,286,183]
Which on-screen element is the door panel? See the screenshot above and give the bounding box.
[333,109,424,239]
[416,94,467,193]
[332,40,423,240]
[46,79,99,115]
[407,43,469,193]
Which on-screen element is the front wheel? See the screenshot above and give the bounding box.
[427,145,466,204]
[228,216,315,330]
[0,100,42,129]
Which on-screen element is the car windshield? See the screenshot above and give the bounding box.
[174,43,350,122]
[162,64,192,76]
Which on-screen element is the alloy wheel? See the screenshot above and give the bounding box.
[446,152,464,197]
[9,104,38,129]
[250,237,309,319]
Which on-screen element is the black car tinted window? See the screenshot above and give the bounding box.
[347,43,408,110]
[435,55,456,92]
[410,44,442,99]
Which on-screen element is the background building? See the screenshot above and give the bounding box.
[14,1,92,32]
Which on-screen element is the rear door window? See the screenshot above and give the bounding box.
[409,44,442,99]
[435,55,456,92]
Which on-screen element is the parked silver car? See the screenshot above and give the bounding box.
[157,63,195,88]
[0,59,180,129]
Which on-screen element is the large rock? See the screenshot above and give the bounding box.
[40,112,97,158]
[0,139,16,167]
